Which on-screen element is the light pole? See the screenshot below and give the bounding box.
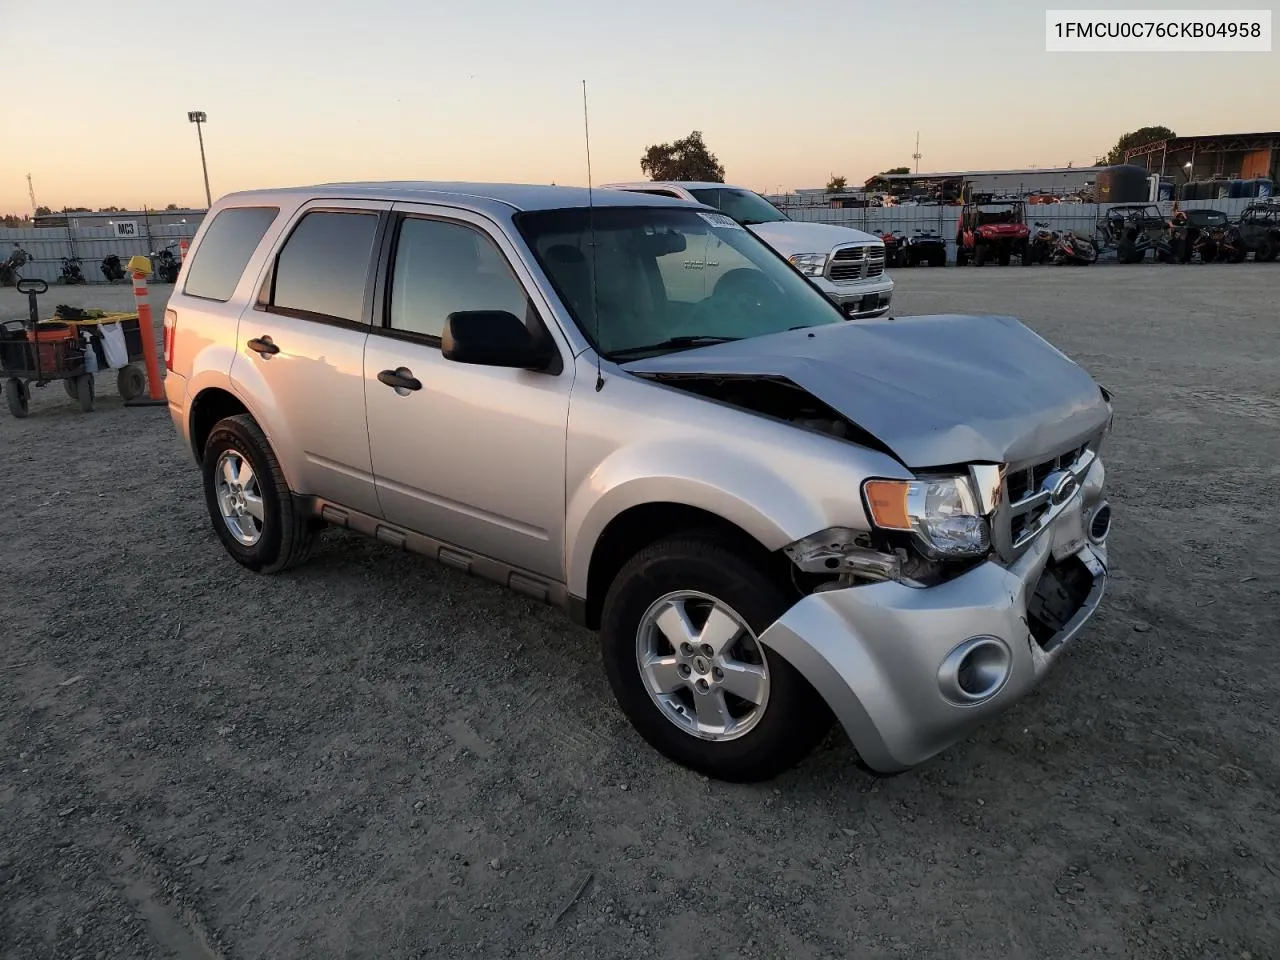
[188,111,211,208]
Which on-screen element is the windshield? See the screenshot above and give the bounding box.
[687,188,790,226]
[976,204,1019,224]
[514,206,844,359]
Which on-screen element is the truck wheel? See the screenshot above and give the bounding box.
[5,378,29,418]
[956,246,968,266]
[116,365,146,401]
[75,374,95,413]
[599,533,832,783]
[974,244,987,267]
[202,414,318,574]
[63,379,78,400]
[1256,237,1276,262]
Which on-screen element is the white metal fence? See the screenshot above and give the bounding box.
[0,219,206,284]
[782,197,1268,261]
[0,195,1272,282]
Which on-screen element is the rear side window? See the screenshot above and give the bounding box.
[183,206,279,301]
[270,210,380,323]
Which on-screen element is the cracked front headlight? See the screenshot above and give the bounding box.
[862,475,990,559]
[788,252,828,277]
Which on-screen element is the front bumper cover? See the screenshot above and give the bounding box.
[759,493,1107,772]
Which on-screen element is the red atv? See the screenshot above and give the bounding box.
[955,198,1030,266]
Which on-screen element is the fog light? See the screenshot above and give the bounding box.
[938,636,1011,704]
[1088,502,1111,544]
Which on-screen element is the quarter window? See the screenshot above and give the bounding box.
[388,218,529,339]
[270,210,379,323]
[182,206,279,302]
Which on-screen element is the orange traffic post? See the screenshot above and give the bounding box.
[125,255,166,405]
[178,237,190,262]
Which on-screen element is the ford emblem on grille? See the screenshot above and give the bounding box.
[1043,470,1080,506]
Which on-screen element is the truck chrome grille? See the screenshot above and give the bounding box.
[827,244,886,283]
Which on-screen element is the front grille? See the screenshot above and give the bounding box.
[1006,444,1088,503]
[827,244,878,283]
[866,261,884,279]
[1001,443,1093,552]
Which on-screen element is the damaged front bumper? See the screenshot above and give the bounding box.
[759,468,1109,773]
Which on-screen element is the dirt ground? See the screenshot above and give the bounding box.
[2,264,1278,960]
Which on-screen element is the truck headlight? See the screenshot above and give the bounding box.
[863,475,990,559]
[788,253,828,277]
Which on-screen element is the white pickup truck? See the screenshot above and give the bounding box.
[603,181,893,319]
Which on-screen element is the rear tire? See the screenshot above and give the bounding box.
[974,244,987,267]
[1255,237,1276,262]
[116,365,146,401]
[202,414,318,574]
[955,245,969,266]
[600,533,832,783]
[63,379,78,400]
[5,378,29,418]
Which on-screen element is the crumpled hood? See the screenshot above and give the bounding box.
[622,314,1111,468]
[748,220,881,255]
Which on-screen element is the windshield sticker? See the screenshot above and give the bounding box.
[697,212,745,231]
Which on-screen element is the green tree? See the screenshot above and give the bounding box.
[882,166,910,175]
[826,175,848,193]
[640,131,726,182]
[165,203,180,210]
[1099,126,1175,166]
[34,205,52,216]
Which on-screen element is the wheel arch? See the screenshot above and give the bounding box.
[575,501,793,630]
[188,386,297,489]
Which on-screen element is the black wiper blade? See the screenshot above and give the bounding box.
[607,336,740,358]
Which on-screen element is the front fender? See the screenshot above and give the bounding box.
[566,439,852,599]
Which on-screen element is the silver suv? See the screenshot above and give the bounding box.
[163,182,1113,783]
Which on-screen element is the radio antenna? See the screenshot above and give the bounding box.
[583,79,603,392]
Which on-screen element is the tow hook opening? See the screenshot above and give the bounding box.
[938,636,1011,704]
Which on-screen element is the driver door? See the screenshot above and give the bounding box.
[362,206,574,580]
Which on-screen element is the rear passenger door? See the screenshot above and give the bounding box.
[230,200,389,517]
[362,205,573,580]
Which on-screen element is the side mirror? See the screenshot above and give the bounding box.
[441,310,554,370]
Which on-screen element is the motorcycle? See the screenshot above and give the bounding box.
[151,245,181,283]
[1,245,31,287]
[1027,222,1098,265]
[1052,231,1098,265]
[60,256,87,284]
[101,254,126,283]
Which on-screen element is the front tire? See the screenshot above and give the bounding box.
[202,414,318,573]
[600,533,832,783]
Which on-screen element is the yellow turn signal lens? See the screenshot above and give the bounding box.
[863,479,912,530]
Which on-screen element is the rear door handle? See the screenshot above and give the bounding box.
[247,336,279,356]
[378,367,422,392]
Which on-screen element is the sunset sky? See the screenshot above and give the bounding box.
[0,0,1274,213]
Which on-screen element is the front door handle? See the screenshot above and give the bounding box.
[378,367,422,392]
[247,336,279,356]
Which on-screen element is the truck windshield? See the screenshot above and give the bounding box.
[687,188,790,226]
[515,206,843,359]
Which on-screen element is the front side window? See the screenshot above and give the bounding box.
[688,188,789,225]
[271,210,379,323]
[387,218,529,339]
[516,206,842,359]
[183,206,279,302]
